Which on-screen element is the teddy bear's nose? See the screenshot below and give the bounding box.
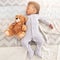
[16,18,20,22]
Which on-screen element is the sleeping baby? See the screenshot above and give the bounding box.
[21,1,53,59]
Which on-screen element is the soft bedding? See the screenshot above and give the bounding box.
[0,0,60,60]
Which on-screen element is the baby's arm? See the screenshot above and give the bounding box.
[38,16,53,29]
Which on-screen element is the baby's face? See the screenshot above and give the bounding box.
[26,4,37,15]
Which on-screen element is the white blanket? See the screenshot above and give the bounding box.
[0,0,60,60]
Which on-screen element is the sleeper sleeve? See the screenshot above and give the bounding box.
[38,15,51,26]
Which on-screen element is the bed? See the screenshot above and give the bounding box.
[0,0,60,60]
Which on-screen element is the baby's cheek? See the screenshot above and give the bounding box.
[26,9,32,14]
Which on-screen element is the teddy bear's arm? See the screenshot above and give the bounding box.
[24,17,28,24]
[5,22,16,36]
[22,25,27,32]
[9,22,16,29]
[5,29,14,36]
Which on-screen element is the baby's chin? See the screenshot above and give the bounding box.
[26,13,30,15]
[26,11,36,15]
[26,11,31,15]
[26,13,33,15]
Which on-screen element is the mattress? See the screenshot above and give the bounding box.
[0,0,60,60]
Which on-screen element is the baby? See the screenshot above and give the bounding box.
[21,1,53,59]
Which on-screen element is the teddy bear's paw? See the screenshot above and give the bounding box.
[22,25,27,32]
[5,30,10,36]
[17,32,25,39]
[5,30,14,37]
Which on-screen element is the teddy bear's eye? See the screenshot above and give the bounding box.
[16,18,18,19]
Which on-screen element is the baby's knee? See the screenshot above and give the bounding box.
[37,40,42,46]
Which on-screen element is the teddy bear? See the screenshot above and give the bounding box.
[5,15,27,39]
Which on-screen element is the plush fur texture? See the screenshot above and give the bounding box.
[5,15,27,39]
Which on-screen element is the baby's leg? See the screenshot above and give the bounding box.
[33,34,43,58]
[21,35,34,59]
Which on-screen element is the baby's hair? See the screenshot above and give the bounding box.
[28,1,40,14]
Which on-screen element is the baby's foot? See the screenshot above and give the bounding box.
[27,50,34,59]
[34,49,42,58]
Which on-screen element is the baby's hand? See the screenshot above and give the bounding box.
[49,24,53,29]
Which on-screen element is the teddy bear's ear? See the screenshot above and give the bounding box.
[19,15,24,18]
[19,15,27,22]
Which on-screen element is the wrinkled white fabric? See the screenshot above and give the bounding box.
[21,14,50,58]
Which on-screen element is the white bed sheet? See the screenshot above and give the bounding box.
[0,0,60,60]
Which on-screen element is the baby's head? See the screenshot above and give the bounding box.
[26,1,40,15]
